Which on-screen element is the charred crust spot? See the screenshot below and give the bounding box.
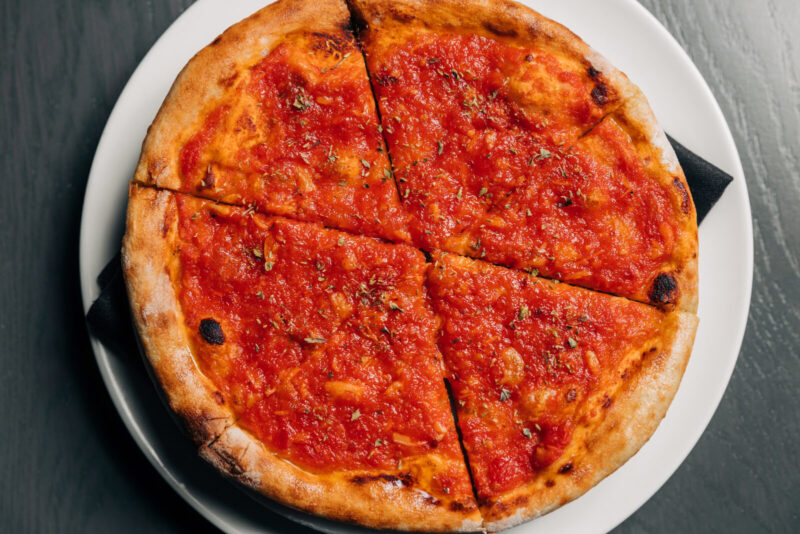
[337,18,354,35]
[524,54,535,62]
[423,494,442,506]
[642,346,658,359]
[566,388,577,403]
[511,494,530,508]
[219,72,238,88]
[545,479,555,487]
[210,36,222,46]
[235,115,256,134]
[588,66,601,79]
[311,32,346,52]
[214,449,245,476]
[591,84,609,106]
[449,501,468,512]
[672,177,692,214]
[387,7,416,24]
[347,8,368,34]
[213,391,225,405]
[602,395,613,409]
[199,318,225,345]
[483,21,518,38]
[350,473,413,487]
[558,462,573,474]
[649,273,678,306]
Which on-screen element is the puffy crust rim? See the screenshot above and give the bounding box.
[121,184,235,445]
[133,0,353,191]
[483,311,699,530]
[201,425,482,532]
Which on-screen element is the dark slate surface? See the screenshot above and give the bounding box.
[1,0,797,532]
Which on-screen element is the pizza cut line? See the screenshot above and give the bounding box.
[121,0,699,531]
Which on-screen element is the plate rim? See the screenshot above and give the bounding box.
[79,0,754,532]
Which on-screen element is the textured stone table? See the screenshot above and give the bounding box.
[1,1,797,532]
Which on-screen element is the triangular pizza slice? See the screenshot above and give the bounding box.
[426,252,697,530]
[135,0,409,242]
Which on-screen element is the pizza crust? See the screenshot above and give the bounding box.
[482,311,699,531]
[201,426,482,532]
[350,0,698,312]
[609,90,700,313]
[349,0,640,119]
[122,0,700,529]
[123,184,482,532]
[133,0,352,192]
[122,184,235,445]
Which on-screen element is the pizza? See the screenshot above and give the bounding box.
[121,0,699,531]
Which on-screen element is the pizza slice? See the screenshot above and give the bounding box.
[426,252,698,530]
[351,0,697,310]
[135,0,410,243]
[122,185,480,531]
[461,99,698,311]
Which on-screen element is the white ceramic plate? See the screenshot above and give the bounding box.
[79,1,753,532]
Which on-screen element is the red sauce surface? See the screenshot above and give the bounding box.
[427,253,664,500]
[369,33,684,303]
[179,35,409,242]
[175,195,469,498]
[475,120,682,301]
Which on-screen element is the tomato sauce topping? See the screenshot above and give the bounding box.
[179,33,409,243]
[427,253,665,501]
[470,119,685,303]
[368,33,685,304]
[174,195,471,501]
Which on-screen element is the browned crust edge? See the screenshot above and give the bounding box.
[121,184,235,445]
[200,426,482,532]
[122,0,700,529]
[123,184,482,532]
[348,0,698,313]
[609,91,699,313]
[482,311,699,531]
[133,0,352,191]
[348,0,640,106]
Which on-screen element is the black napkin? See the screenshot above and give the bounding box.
[86,137,733,349]
[667,135,733,222]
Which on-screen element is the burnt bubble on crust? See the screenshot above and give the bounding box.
[482,20,518,38]
[649,273,678,306]
[199,318,225,345]
[673,177,692,215]
[591,83,609,106]
[588,65,601,79]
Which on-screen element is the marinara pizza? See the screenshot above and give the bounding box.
[120,0,700,531]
